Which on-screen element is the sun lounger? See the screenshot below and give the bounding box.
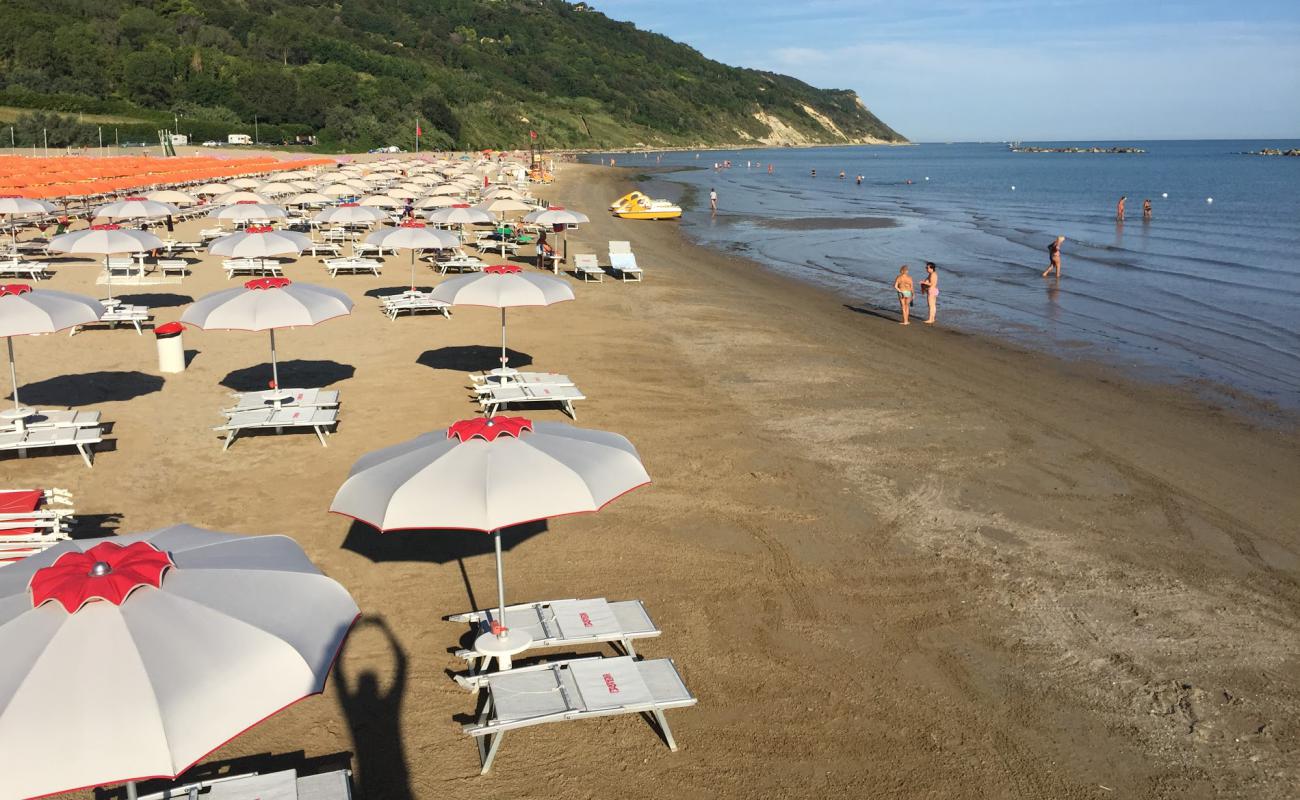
[158,259,189,277]
[0,488,74,564]
[162,240,203,253]
[461,656,695,774]
[106,256,147,278]
[223,258,282,278]
[0,259,50,280]
[70,305,150,335]
[324,257,382,277]
[0,426,102,467]
[468,372,575,393]
[305,242,343,257]
[199,227,226,240]
[133,769,354,800]
[216,406,338,450]
[573,254,603,282]
[609,252,643,282]
[449,598,661,671]
[352,241,396,257]
[429,251,485,274]
[478,383,585,419]
[0,410,101,432]
[380,291,452,319]
[224,387,340,414]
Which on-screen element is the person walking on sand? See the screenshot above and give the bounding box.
[1143,198,1152,220]
[894,265,914,325]
[921,262,939,324]
[709,188,718,214]
[1116,195,1126,222]
[1043,235,1065,278]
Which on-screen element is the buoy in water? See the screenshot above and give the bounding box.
[1206,197,1213,204]
[1011,185,1016,191]
[1161,192,1168,198]
[924,177,930,181]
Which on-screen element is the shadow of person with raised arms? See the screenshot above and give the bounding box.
[334,616,412,800]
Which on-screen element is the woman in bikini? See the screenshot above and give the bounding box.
[922,262,939,324]
[893,265,914,325]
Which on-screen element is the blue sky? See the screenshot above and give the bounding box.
[590,1,1300,141]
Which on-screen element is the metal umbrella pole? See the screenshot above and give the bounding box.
[492,528,508,636]
[269,329,280,389]
[6,337,19,412]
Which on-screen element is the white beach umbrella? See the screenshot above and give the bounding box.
[209,226,310,274]
[288,191,331,206]
[431,265,574,372]
[215,191,270,206]
[182,277,353,390]
[0,284,104,412]
[48,224,165,300]
[227,177,262,189]
[192,183,235,196]
[256,181,298,197]
[144,190,198,206]
[475,198,533,217]
[312,203,387,226]
[416,195,460,209]
[424,203,493,226]
[358,194,401,208]
[207,202,288,223]
[93,197,179,221]
[365,221,458,289]
[320,183,360,198]
[386,188,420,200]
[0,196,55,246]
[428,184,466,196]
[331,416,649,655]
[0,527,358,800]
[524,206,590,226]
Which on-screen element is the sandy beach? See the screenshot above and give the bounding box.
[16,161,1297,799]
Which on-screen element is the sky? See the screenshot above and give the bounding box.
[590,0,1300,142]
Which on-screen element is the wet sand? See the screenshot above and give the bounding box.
[20,162,1299,799]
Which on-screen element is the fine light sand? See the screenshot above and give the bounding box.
[19,162,1298,800]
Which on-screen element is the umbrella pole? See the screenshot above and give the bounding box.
[6,337,18,412]
[493,528,507,637]
[103,256,113,300]
[500,308,508,375]
[269,329,280,390]
[410,248,416,291]
[127,781,138,800]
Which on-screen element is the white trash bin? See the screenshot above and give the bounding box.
[155,322,186,374]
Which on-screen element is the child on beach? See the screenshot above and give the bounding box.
[894,265,914,325]
[1042,235,1065,278]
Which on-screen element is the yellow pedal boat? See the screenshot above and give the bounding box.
[610,190,682,221]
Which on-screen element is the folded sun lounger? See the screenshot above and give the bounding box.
[215,406,338,450]
[0,488,74,564]
[461,655,695,774]
[449,598,661,672]
[380,291,452,320]
[478,383,585,419]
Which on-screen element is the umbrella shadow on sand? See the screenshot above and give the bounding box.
[341,519,548,619]
[115,292,194,309]
[333,616,414,800]
[219,360,355,392]
[417,346,532,374]
[10,370,163,407]
[364,286,434,299]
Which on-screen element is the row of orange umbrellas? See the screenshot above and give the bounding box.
[0,155,334,199]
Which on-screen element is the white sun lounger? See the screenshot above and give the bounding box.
[381,291,452,319]
[573,254,603,282]
[609,252,643,282]
[224,387,340,414]
[430,252,486,274]
[158,258,189,277]
[70,304,151,335]
[468,371,574,387]
[0,426,102,467]
[0,410,102,432]
[223,258,282,278]
[304,242,343,257]
[324,257,382,277]
[133,769,354,800]
[0,259,50,280]
[449,598,661,672]
[479,383,585,419]
[216,406,338,450]
[461,656,695,774]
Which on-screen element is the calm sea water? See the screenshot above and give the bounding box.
[586,141,1300,410]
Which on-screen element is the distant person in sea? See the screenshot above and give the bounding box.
[709,188,718,214]
[1042,235,1065,278]
[767,164,774,175]
[1116,195,1126,222]
[894,265,914,325]
[810,169,817,178]
[856,175,863,185]
[1142,198,1152,220]
[839,170,846,179]
[921,262,939,324]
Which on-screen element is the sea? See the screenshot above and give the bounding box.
[584,141,1300,412]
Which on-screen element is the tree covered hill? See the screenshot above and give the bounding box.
[0,0,905,151]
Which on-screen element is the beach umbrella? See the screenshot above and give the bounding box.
[475,198,533,218]
[93,197,178,221]
[192,183,235,196]
[319,183,357,198]
[358,194,401,208]
[330,416,649,659]
[209,225,310,274]
[288,191,331,206]
[182,277,353,391]
[0,196,55,247]
[428,184,466,196]
[227,177,262,189]
[144,190,198,206]
[386,187,420,200]
[416,195,460,209]
[312,203,386,226]
[207,202,288,223]
[214,191,270,206]
[524,206,589,263]
[256,181,298,197]
[48,224,165,300]
[0,284,104,412]
[431,265,574,373]
[364,221,458,289]
[0,526,358,800]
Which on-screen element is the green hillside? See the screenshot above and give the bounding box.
[0,0,905,151]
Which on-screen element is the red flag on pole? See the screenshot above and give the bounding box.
[529,130,538,140]
[416,120,422,137]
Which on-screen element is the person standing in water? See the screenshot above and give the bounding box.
[1116,195,1126,222]
[921,262,939,324]
[1142,198,1152,220]
[709,188,718,214]
[893,265,914,325]
[1042,235,1065,278]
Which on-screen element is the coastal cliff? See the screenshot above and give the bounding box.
[0,0,906,151]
